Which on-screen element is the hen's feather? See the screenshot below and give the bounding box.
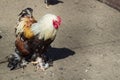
[15,17,37,38]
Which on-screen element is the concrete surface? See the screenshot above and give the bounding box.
[0,0,120,80]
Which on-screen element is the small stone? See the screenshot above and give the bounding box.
[59,67,64,70]
[85,69,88,72]
[88,64,92,67]
[40,76,44,78]
[15,76,18,79]
[49,71,54,77]
[60,72,63,75]
[74,69,78,71]
[74,0,79,4]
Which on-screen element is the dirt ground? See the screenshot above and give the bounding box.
[0,0,120,80]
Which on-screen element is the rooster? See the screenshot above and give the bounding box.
[17,13,61,70]
[8,7,62,71]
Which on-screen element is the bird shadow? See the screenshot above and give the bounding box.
[45,47,75,61]
[47,0,64,5]
[0,35,2,39]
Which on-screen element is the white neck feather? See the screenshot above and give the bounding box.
[31,14,58,40]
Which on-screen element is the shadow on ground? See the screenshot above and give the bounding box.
[45,47,75,61]
[0,35,2,39]
[47,0,64,5]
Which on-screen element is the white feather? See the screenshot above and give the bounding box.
[31,14,58,40]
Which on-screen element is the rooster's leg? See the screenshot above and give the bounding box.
[31,57,45,71]
[31,61,38,64]
[44,0,49,8]
[45,4,49,8]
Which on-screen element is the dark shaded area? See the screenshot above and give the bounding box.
[98,0,120,11]
[46,0,64,5]
[45,47,75,61]
[0,35,2,39]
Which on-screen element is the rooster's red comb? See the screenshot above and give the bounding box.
[57,16,62,24]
